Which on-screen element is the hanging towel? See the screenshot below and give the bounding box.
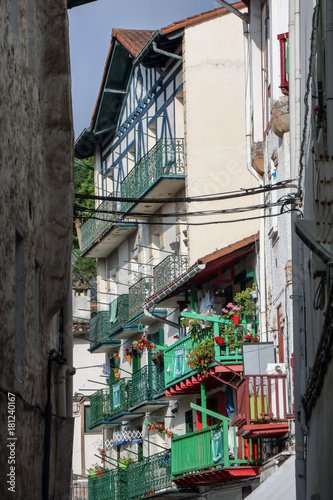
[226,385,235,416]
[110,298,118,324]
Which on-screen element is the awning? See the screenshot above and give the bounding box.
[245,455,296,500]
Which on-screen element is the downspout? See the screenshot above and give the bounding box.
[152,42,182,61]
[326,0,333,156]
[290,1,306,499]
[242,14,267,340]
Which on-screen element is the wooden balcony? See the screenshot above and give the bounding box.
[232,374,289,438]
[164,314,259,394]
[171,420,261,487]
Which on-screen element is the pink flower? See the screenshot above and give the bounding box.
[227,302,233,308]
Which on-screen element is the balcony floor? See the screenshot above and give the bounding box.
[83,223,137,258]
[173,466,260,487]
[124,175,185,216]
[165,364,244,398]
[235,422,289,439]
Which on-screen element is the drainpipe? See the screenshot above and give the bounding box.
[152,42,182,61]
[290,2,306,498]
[58,276,76,418]
[242,15,267,340]
[326,0,333,156]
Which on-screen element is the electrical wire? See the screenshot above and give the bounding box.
[74,208,298,227]
[74,179,297,205]
[74,199,293,220]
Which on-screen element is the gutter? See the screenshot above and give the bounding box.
[152,42,182,61]
[143,308,179,328]
[144,262,206,309]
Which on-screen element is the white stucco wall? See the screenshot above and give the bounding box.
[184,11,259,263]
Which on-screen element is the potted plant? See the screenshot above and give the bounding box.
[119,454,135,469]
[186,338,215,373]
[151,350,164,366]
[114,368,120,379]
[125,348,132,362]
[87,463,104,476]
[233,285,257,318]
[113,351,120,367]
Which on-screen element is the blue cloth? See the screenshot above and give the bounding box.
[226,385,235,416]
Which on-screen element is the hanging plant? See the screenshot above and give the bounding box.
[186,338,215,372]
[233,285,257,317]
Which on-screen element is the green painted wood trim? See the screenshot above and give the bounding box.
[190,283,195,312]
[190,403,232,425]
[200,382,207,428]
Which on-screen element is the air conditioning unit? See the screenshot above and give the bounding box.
[266,363,286,375]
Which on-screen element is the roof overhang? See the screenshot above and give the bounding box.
[145,233,258,309]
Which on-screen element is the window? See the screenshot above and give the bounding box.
[185,410,193,434]
[84,405,100,433]
[278,33,289,95]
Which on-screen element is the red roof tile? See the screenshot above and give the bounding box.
[90,29,155,128]
[113,29,156,58]
[161,2,246,34]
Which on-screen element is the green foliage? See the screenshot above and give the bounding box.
[73,157,95,250]
[72,250,96,284]
[233,284,257,317]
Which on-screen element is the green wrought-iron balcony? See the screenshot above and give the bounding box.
[89,379,132,428]
[153,254,188,295]
[128,276,154,320]
[80,197,137,258]
[171,421,261,486]
[130,364,165,409]
[121,138,185,215]
[109,294,129,336]
[88,452,175,500]
[89,311,111,349]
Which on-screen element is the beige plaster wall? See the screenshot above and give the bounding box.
[183,11,259,263]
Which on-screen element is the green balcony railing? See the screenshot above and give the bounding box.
[81,198,115,254]
[88,468,127,500]
[121,138,185,213]
[89,311,111,348]
[131,364,165,407]
[88,452,172,500]
[89,388,112,425]
[164,314,258,387]
[171,421,262,479]
[89,379,132,427]
[109,294,129,335]
[126,452,173,498]
[153,254,188,293]
[128,277,153,319]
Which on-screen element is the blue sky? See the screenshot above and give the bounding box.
[68,0,220,139]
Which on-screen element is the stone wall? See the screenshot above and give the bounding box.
[0,0,73,498]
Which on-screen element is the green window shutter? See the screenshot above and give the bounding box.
[185,409,193,434]
[84,406,99,433]
[150,328,164,346]
[132,351,141,374]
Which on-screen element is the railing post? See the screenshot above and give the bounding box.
[223,419,230,467]
[200,382,207,428]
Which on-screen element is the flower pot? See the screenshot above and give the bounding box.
[126,355,131,362]
[114,372,120,379]
[96,470,104,475]
[89,471,97,477]
[152,357,161,366]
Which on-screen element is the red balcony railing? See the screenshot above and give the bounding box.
[278,32,289,94]
[232,374,289,438]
